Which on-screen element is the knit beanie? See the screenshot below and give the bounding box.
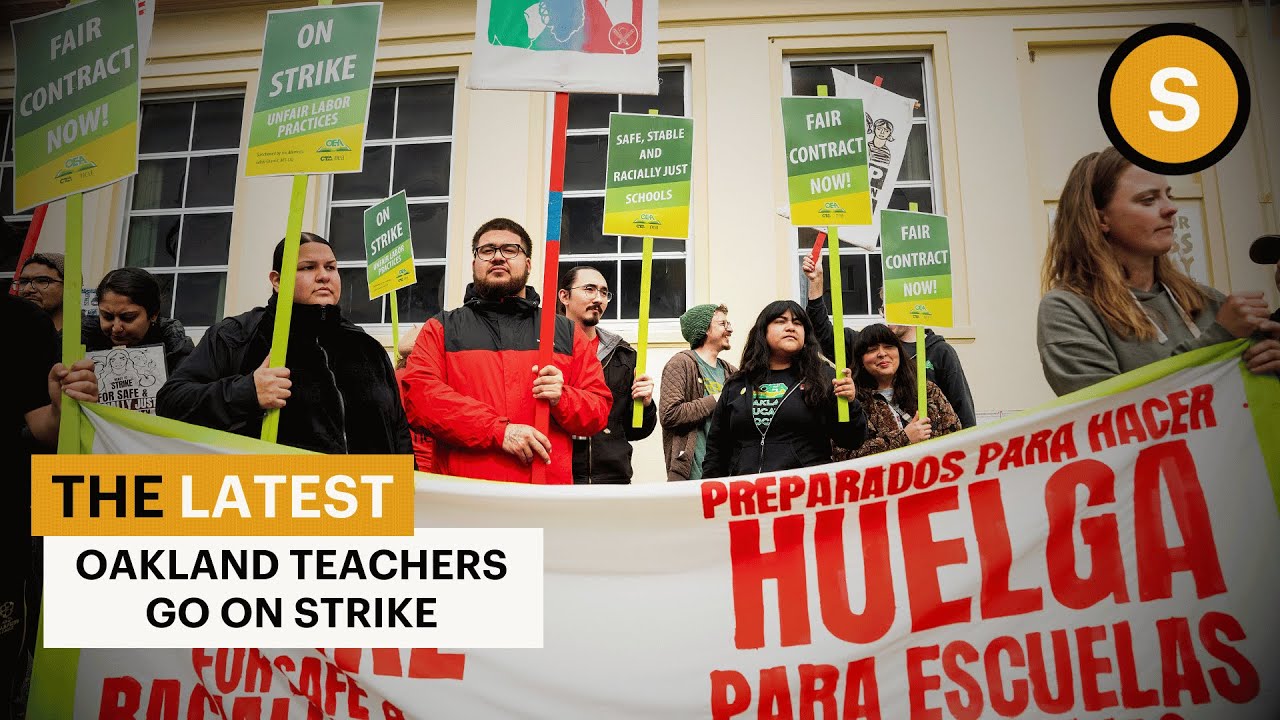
[680,303,718,347]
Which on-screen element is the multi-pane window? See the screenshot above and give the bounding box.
[324,79,455,326]
[125,95,244,328]
[786,56,941,317]
[557,66,689,321]
[0,108,34,294]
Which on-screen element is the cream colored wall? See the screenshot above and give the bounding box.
[2,1,1275,484]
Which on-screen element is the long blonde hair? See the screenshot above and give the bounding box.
[1041,147,1207,340]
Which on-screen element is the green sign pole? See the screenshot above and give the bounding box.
[390,289,402,366]
[910,200,927,420]
[816,85,850,422]
[634,238,653,427]
[56,192,86,454]
[260,173,310,443]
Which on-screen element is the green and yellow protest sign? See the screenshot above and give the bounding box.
[781,96,871,227]
[603,113,694,240]
[364,190,416,299]
[10,0,140,212]
[880,208,952,327]
[246,3,382,177]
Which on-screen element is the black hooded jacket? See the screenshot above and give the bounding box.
[903,329,978,428]
[571,327,657,484]
[806,296,977,428]
[82,314,194,374]
[157,296,411,454]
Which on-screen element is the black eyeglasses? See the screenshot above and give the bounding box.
[569,284,613,301]
[17,277,62,290]
[473,243,527,261]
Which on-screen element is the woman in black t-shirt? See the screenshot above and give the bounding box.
[703,300,866,478]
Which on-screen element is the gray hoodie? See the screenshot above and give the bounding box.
[1036,284,1230,397]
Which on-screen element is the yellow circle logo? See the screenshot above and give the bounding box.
[1100,24,1250,174]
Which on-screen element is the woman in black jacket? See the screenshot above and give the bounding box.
[703,300,866,478]
[82,267,194,374]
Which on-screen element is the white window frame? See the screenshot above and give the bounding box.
[545,61,694,337]
[119,89,246,335]
[319,73,458,333]
[783,51,945,323]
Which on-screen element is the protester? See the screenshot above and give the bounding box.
[849,323,960,458]
[555,266,656,484]
[660,303,736,481]
[399,218,610,484]
[1251,234,1280,324]
[800,254,860,363]
[702,300,866,478]
[16,252,67,332]
[395,324,434,472]
[2,292,97,718]
[1038,146,1279,395]
[83,267,194,374]
[802,255,976,427]
[157,233,411,454]
[878,288,978,428]
[1245,234,1280,374]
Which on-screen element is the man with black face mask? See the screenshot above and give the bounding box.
[157,233,411,454]
[399,217,610,484]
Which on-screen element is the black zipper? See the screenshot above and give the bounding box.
[316,339,349,453]
[753,379,800,474]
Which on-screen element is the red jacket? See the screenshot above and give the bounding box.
[395,366,435,473]
[399,286,610,484]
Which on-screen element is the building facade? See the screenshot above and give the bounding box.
[3,0,1277,481]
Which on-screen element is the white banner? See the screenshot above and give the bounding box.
[468,0,659,93]
[41,345,1280,719]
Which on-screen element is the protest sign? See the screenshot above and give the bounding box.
[830,69,917,251]
[245,3,382,177]
[470,0,659,93]
[87,344,166,413]
[781,96,872,227]
[10,0,140,212]
[363,191,416,299]
[881,207,953,327]
[603,113,693,240]
[33,340,1280,719]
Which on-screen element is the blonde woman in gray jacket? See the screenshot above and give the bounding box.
[1037,147,1280,396]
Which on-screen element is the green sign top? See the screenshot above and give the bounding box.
[605,113,694,188]
[12,0,139,133]
[781,96,868,177]
[253,3,382,114]
[880,209,951,278]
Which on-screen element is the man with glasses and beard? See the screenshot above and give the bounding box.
[399,218,610,484]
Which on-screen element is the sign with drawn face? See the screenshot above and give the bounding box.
[87,343,166,413]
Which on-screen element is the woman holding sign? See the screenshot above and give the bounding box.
[1037,146,1279,396]
[81,267,194,374]
[702,300,866,478]
[848,323,960,458]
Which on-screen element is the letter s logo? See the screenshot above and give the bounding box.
[1148,67,1200,132]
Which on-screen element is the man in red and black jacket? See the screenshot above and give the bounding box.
[400,218,611,484]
